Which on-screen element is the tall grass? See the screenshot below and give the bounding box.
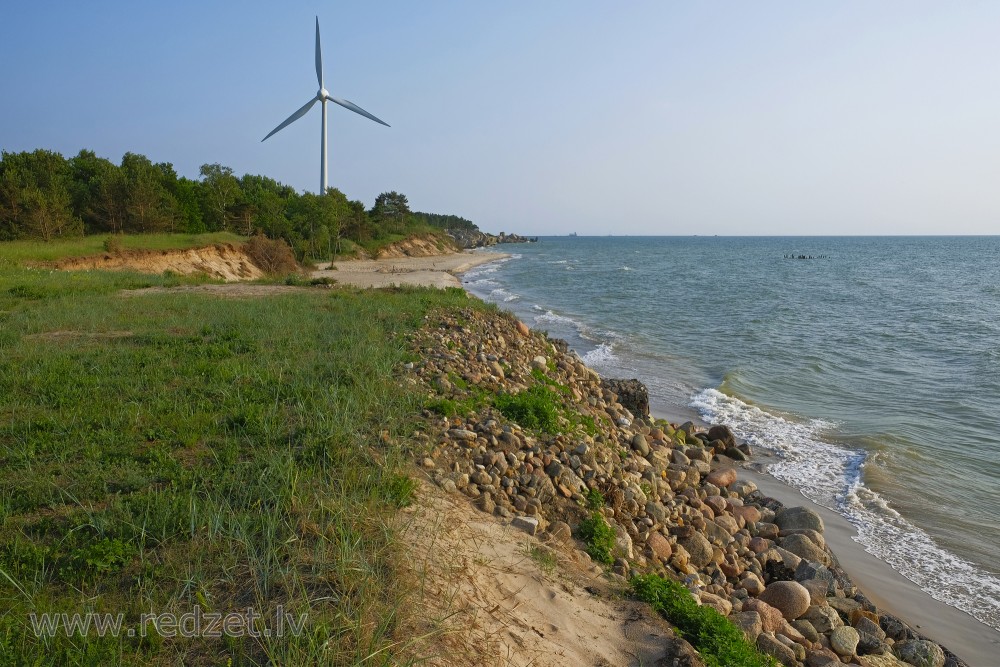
[0,257,472,665]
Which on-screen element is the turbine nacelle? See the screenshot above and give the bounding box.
[261,16,389,193]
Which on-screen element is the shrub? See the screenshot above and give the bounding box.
[494,385,560,434]
[585,488,605,511]
[103,235,123,254]
[243,234,298,275]
[632,574,776,667]
[576,512,616,565]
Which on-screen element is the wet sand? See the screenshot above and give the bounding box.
[312,251,510,289]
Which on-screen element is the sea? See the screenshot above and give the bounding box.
[462,236,1000,631]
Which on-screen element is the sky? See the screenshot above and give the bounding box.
[2,1,999,235]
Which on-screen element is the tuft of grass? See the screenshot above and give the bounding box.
[494,385,561,434]
[526,544,557,575]
[632,574,776,667]
[585,488,605,511]
[575,512,616,565]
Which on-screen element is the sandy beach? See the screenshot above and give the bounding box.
[311,251,510,289]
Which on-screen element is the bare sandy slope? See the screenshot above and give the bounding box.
[56,244,263,282]
[396,482,692,667]
[312,251,510,289]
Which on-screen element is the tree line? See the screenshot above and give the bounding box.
[0,148,479,259]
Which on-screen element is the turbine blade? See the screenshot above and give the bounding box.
[327,97,390,127]
[315,17,323,89]
[261,97,319,141]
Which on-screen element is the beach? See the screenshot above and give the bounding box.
[311,251,510,289]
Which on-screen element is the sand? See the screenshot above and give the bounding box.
[396,482,690,666]
[311,251,510,289]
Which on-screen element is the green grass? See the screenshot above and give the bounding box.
[0,257,476,665]
[0,232,246,264]
[351,226,453,258]
[494,385,561,434]
[575,512,616,565]
[632,575,776,667]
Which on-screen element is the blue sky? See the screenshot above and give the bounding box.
[2,1,998,235]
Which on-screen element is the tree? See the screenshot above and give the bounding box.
[369,191,410,234]
[199,163,241,231]
[0,149,81,240]
[121,152,177,233]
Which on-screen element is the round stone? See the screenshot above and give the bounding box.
[774,506,824,534]
[758,580,811,620]
[894,639,945,667]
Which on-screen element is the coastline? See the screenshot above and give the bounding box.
[311,251,511,289]
[449,253,998,666]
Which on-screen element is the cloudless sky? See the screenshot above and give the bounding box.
[2,1,999,235]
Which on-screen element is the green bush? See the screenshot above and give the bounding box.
[494,385,560,434]
[632,574,776,667]
[576,511,616,565]
[585,488,605,511]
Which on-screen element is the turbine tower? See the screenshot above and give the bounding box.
[262,17,389,193]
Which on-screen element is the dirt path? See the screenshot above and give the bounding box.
[396,482,694,666]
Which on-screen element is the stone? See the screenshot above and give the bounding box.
[730,479,758,497]
[856,630,889,656]
[478,493,496,515]
[516,320,530,336]
[734,504,762,525]
[879,614,913,643]
[804,604,844,633]
[743,598,786,633]
[859,655,910,667]
[806,648,843,667]
[759,580,811,620]
[730,611,763,641]
[439,478,458,494]
[547,521,572,543]
[830,626,860,657]
[827,596,862,621]
[600,378,650,417]
[757,632,797,667]
[780,533,830,565]
[512,516,539,536]
[774,506,824,534]
[646,531,673,561]
[894,640,945,667]
[854,616,885,641]
[699,591,732,616]
[449,428,478,441]
[612,521,634,559]
[681,531,714,568]
[756,522,780,539]
[724,446,748,461]
[630,433,650,456]
[740,572,765,596]
[792,619,820,644]
[705,468,737,488]
[531,355,548,370]
[707,424,736,448]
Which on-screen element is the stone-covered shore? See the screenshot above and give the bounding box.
[404,305,966,667]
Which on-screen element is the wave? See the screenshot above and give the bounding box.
[489,287,520,303]
[581,342,617,365]
[620,266,633,271]
[691,388,1000,630]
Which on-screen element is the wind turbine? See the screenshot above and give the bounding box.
[262,17,389,194]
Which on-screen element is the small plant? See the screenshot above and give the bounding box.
[526,543,558,574]
[576,512,615,565]
[494,385,561,434]
[632,574,776,667]
[244,234,298,275]
[103,235,123,254]
[585,488,605,511]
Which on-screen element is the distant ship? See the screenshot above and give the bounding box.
[568,232,578,237]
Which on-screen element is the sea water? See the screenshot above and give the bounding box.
[462,236,1000,630]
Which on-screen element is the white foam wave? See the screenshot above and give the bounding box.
[489,287,520,303]
[691,388,1000,630]
[549,259,568,264]
[534,310,581,328]
[620,266,633,271]
[581,342,617,366]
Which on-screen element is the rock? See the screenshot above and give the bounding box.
[478,493,496,515]
[730,479,758,497]
[439,478,458,494]
[630,433,650,456]
[734,505,762,525]
[705,468,737,488]
[792,619,820,644]
[830,626,860,657]
[531,355,548,370]
[879,614,913,643]
[612,521,633,559]
[707,424,736,448]
[740,572,765,596]
[757,632,798,667]
[759,580,811,620]
[743,598,787,633]
[730,611,763,640]
[774,506,824,534]
[749,536,770,554]
[780,533,830,565]
[854,616,885,641]
[724,446,748,461]
[827,596,862,622]
[856,630,889,656]
[600,378,649,417]
[699,591,732,616]
[859,655,910,667]
[806,648,844,666]
[646,531,673,561]
[516,320,530,336]
[756,522,780,540]
[448,428,478,441]
[512,516,539,536]
[894,640,945,667]
[681,531,714,568]
[804,604,844,633]
[547,521,572,543]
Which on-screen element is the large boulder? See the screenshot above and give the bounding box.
[743,598,787,633]
[707,424,736,448]
[600,378,649,417]
[894,640,945,667]
[759,581,811,620]
[774,506,825,534]
[780,533,830,565]
[830,626,860,657]
[681,531,713,568]
[705,467,737,488]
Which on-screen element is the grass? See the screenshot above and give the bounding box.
[632,575,776,667]
[494,385,561,435]
[0,232,246,264]
[0,247,477,665]
[575,512,616,565]
[350,227,453,258]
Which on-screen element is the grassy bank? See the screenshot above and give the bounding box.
[0,244,476,665]
[0,232,246,264]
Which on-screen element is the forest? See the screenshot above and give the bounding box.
[0,148,479,258]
